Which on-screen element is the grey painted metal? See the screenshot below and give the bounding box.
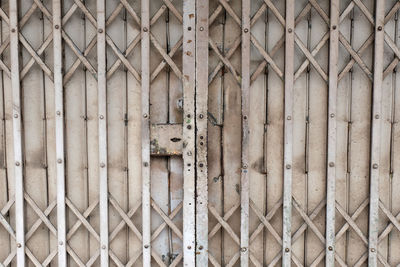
[141,0,151,264]
[182,0,196,265]
[240,0,250,265]
[52,0,66,265]
[282,0,294,266]
[97,0,109,265]
[9,0,25,266]
[195,0,209,265]
[326,0,339,265]
[368,0,386,266]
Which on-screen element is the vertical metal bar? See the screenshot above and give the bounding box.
[183,0,196,265]
[97,0,109,265]
[141,0,151,264]
[9,1,25,266]
[240,0,250,265]
[368,0,385,266]
[325,1,340,266]
[195,0,209,265]
[282,0,294,266]
[52,0,66,265]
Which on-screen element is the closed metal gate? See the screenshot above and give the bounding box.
[0,0,399,266]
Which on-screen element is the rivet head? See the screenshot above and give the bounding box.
[99,115,104,120]
[100,163,105,168]
[15,161,20,166]
[375,114,380,119]
[288,28,293,33]
[56,111,61,116]
[371,248,376,252]
[199,245,203,250]
[244,28,249,33]
[243,164,248,169]
[187,151,192,156]
[98,29,103,33]
[102,245,106,249]
[17,243,21,248]
[199,163,204,168]
[372,163,378,169]
[187,246,192,249]
[188,27,192,31]
[285,247,290,252]
[14,114,18,118]
[199,27,204,31]
[332,25,337,30]
[377,26,383,31]
[329,162,335,167]
[199,114,204,119]
[286,164,291,169]
[57,159,63,164]
[143,113,148,118]
[144,244,149,248]
[11,28,16,33]
[187,125,192,129]
[55,25,60,29]
[143,27,148,32]
[59,241,63,245]
[330,113,335,118]
[328,246,333,251]
[241,247,247,252]
[287,115,292,120]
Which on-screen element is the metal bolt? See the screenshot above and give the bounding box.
[328,246,333,251]
[199,114,204,119]
[100,163,105,168]
[199,27,204,31]
[98,29,103,33]
[15,162,20,166]
[244,28,249,33]
[11,28,16,33]
[102,245,106,249]
[144,244,149,248]
[375,114,380,119]
[371,248,376,252]
[329,162,335,167]
[17,243,21,248]
[56,111,61,116]
[377,26,382,31]
[199,245,203,250]
[330,113,335,118]
[187,246,192,249]
[99,115,104,120]
[59,241,63,245]
[285,247,290,252]
[57,159,63,164]
[143,27,148,32]
[287,115,292,120]
[187,125,192,129]
[199,163,204,168]
[243,115,248,120]
[372,163,378,169]
[143,113,148,118]
[332,25,337,30]
[241,247,247,252]
[187,151,192,156]
[188,27,192,31]
[243,164,248,169]
[288,28,293,33]
[286,164,291,169]
[14,114,18,118]
[143,162,149,167]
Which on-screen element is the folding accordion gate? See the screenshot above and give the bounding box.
[0,0,400,266]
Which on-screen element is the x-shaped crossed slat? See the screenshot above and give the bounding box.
[332,200,389,266]
[208,204,263,267]
[107,194,184,267]
[349,200,400,266]
[0,199,16,267]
